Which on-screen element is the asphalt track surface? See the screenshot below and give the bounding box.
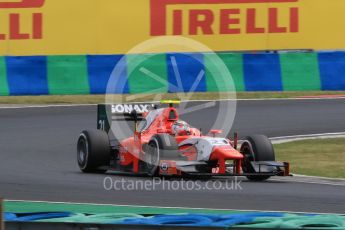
[0,99,345,213]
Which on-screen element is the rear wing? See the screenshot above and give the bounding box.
[97,104,155,133]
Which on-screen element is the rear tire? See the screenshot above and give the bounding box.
[77,130,110,173]
[240,135,275,181]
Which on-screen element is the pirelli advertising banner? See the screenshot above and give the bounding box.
[0,0,345,55]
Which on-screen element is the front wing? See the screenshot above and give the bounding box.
[158,160,291,177]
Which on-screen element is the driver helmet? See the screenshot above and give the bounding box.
[171,120,190,135]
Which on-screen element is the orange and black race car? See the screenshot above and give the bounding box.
[77,101,290,181]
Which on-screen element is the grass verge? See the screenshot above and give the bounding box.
[274,138,345,179]
[0,91,345,105]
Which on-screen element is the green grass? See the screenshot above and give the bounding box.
[0,91,345,104]
[274,138,345,179]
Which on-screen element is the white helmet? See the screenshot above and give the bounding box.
[172,120,190,135]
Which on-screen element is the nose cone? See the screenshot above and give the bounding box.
[210,146,243,160]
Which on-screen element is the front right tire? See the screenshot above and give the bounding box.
[240,135,275,181]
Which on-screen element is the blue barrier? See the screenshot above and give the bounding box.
[5,56,49,95]
[87,55,128,94]
[167,53,206,93]
[121,212,286,227]
[1,51,345,96]
[318,52,345,90]
[11,212,72,221]
[243,53,283,91]
[4,212,345,228]
[122,214,214,226]
[5,213,17,221]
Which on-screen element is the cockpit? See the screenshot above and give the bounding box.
[137,107,188,134]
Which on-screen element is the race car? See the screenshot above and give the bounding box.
[77,101,290,181]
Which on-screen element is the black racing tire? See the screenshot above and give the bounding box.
[240,135,275,181]
[77,130,110,173]
[145,134,179,176]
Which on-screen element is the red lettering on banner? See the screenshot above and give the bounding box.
[268,8,287,33]
[32,13,42,39]
[0,0,45,40]
[220,9,240,34]
[189,10,214,35]
[0,0,44,8]
[150,0,300,36]
[290,7,299,32]
[173,10,183,35]
[10,14,30,39]
[246,8,265,33]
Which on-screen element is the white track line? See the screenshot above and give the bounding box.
[270,132,345,144]
[270,178,345,187]
[293,174,345,181]
[1,97,345,109]
[234,97,345,101]
[0,104,96,109]
[271,132,345,140]
[5,199,345,215]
